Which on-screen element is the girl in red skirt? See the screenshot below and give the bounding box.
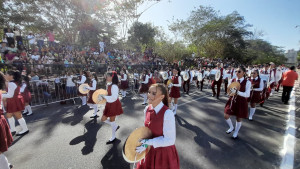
[119,69,129,98]
[100,71,123,144]
[139,70,149,105]
[136,83,180,169]
[3,70,29,136]
[224,67,251,139]
[169,67,181,115]
[0,72,14,169]
[248,69,263,121]
[21,75,33,116]
[86,73,98,118]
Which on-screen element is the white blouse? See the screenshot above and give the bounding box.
[252,77,264,92]
[173,76,182,87]
[86,79,97,90]
[2,82,17,98]
[228,77,251,98]
[77,75,86,84]
[103,83,119,103]
[142,75,149,84]
[121,74,127,81]
[143,102,176,148]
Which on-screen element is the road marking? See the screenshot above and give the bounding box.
[280,82,297,169]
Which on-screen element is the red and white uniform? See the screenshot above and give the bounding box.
[20,82,31,103]
[87,78,97,104]
[139,74,149,93]
[77,75,87,96]
[103,83,123,117]
[248,77,263,103]
[136,102,180,169]
[169,76,181,98]
[120,74,129,90]
[224,77,251,118]
[0,94,13,153]
[3,82,25,113]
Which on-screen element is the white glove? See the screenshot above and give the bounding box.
[135,139,153,154]
[83,86,89,91]
[168,83,173,88]
[98,95,104,101]
[230,88,237,94]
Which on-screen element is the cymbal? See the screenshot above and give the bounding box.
[123,127,152,163]
[167,79,172,86]
[92,89,108,104]
[79,84,90,94]
[227,82,240,96]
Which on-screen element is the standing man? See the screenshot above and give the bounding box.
[46,30,55,48]
[281,66,298,104]
[211,63,225,99]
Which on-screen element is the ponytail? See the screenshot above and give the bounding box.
[151,83,169,108]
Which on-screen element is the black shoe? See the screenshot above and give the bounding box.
[260,103,264,107]
[90,115,99,118]
[212,94,215,97]
[22,112,28,115]
[25,113,33,117]
[232,136,238,139]
[226,128,234,134]
[217,96,219,99]
[9,164,13,169]
[284,102,288,105]
[115,126,120,132]
[16,130,29,136]
[106,138,116,144]
[11,131,16,136]
[142,103,147,105]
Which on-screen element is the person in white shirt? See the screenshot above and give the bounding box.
[20,76,33,116]
[86,73,98,118]
[224,67,251,139]
[100,71,123,144]
[119,70,129,98]
[248,69,264,120]
[139,70,149,105]
[133,69,139,90]
[27,31,35,50]
[66,72,77,104]
[135,83,180,169]
[31,52,40,61]
[76,71,88,106]
[5,29,15,47]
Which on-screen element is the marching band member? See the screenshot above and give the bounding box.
[196,67,205,91]
[183,67,192,95]
[248,69,264,121]
[148,69,155,87]
[100,71,123,144]
[169,67,181,115]
[259,64,270,106]
[211,63,225,99]
[136,83,180,169]
[275,65,283,92]
[77,70,88,107]
[120,69,129,98]
[224,66,231,95]
[139,70,149,105]
[133,69,139,90]
[224,67,251,139]
[3,70,29,136]
[86,73,98,118]
[0,71,13,169]
[20,75,33,116]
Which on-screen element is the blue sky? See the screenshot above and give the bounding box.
[138,0,300,51]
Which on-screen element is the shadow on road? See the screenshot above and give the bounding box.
[70,118,101,155]
[100,139,130,169]
[62,105,90,126]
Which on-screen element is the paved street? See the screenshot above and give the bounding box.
[5,82,299,169]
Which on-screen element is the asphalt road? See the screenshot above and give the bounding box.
[4,82,299,169]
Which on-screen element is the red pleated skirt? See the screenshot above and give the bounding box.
[21,88,32,103]
[120,81,129,90]
[224,96,248,119]
[6,95,25,113]
[103,99,123,117]
[248,91,261,103]
[136,145,180,169]
[139,84,149,93]
[0,114,13,152]
[169,86,180,98]
[87,90,96,104]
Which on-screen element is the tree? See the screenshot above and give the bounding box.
[127,21,156,51]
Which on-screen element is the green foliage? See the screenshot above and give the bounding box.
[128,21,156,51]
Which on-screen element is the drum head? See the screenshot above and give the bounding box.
[227,82,241,96]
[197,73,203,81]
[79,84,90,94]
[123,127,152,163]
[92,89,108,104]
[215,70,221,81]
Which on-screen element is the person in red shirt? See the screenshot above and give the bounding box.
[281,66,298,104]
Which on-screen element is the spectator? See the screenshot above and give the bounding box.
[31,72,39,80]
[5,28,15,47]
[281,66,298,104]
[27,31,35,50]
[47,30,55,48]
[13,26,23,50]
[5,50,16,62]
[31,52,40,61]
[36,32,45,52]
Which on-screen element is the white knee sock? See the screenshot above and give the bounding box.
[18,118,28,133]
[93,104,98,116]
[82,96,87,105]
[0,154,10,169]
[124,90,126,97]
[110,121,118,141]
[26,105,33,115]
[249,108,256,120]
[233,122,242,138]
[7,117,16,132]
[23,106,28,114]
[174,104,178,115]
[225,118,234,132]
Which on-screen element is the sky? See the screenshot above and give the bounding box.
[138,0,300,52]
